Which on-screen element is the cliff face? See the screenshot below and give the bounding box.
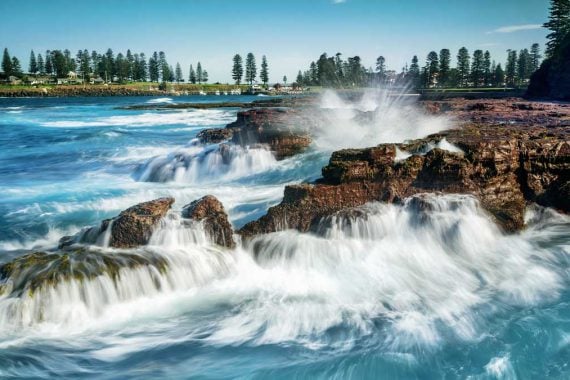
[240,123,569,236]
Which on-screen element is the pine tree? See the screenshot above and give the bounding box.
[158,51,169,82]
[517,49,530,83]
[260,55,269,88]
[2,48,12,76]
[175,62,183,83]
[494,63,505,86]
[232,54,243,84]
[296,70,303,84]
[245,53,257,86]
[439,49,451,87]
[529,43,542,73]
[202,70,208,83]
[457,47,470,87]
[29,50,38,74]
[471,50,484,87]
[309,61,318,85]
[425,51,439,87]
[126,49,134,80]
[149,52,159,82]
[189,64,196,84]
[195,62,202,84]
[11,56,22,76]
[483,51,492,86]
[505,50,518,86]
[45,51,53,76]
[37,53,45,74]
[375,55,386,83]
[283,75,287,85]
[544,0,570,57]
[407,55,420,88]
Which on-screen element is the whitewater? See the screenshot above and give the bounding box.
[0,93,569,379]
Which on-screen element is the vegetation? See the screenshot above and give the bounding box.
[295,43,542,90]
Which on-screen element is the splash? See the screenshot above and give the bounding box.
[313,89,452,150]
[134,144,279,183]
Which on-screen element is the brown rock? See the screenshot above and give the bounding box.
[182,195,236,248]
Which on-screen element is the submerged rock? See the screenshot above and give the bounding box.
[240,123,569,237]
[182,195,236,248]
[60,197,174,249]
[0,248,168,297]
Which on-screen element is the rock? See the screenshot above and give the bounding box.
[240,121,569,237]
[182,195,236,248]
[60,197,174,249]
[199,108,313,159]
[0,248,168,297]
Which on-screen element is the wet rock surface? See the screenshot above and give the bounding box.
[182,195,236,249]
[240,98,570,237]
[60,197,174,249]
[199,107,314,159]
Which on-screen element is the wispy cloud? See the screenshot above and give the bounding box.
[487,24,542,34]
[332,0,346,4]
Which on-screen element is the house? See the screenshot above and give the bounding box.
[91,77,105,84]
[8,76,22,85]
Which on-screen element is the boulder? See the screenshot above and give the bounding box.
[60,197,174,249]
[182,195,236,248]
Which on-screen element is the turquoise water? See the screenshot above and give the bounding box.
[0,95,569,379]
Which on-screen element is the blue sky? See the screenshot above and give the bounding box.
[0,0,549,83]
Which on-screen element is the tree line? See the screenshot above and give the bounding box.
[231,53,269,87]
[1,48,209,84]
[294,44,542,89]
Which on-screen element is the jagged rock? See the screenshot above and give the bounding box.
[196,128,235,144]
[182,195,236,248]
[240,122,569,237]
[60,197,174,249]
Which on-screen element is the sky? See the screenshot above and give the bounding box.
[0,0,550,83]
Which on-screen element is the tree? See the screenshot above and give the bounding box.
[505,49,518,86]
[11,56,22,77]
[439,49,451,87]
[471,50,484,87]
[149,52,159,82]
[232,54,243,84]
[483,51,492,86]
[346,56,364,86]
[196,62,203,84]
[309,61,318,85]
[517,49,531,83]
[45,51,53,76]
[37,53,45,74]
[2,48,12,76]
[29,50,38,74]
[189,64,196,84]
[296,70,303,84]
[202,70,208,83]
[245,53,257,86]
[457,47,470,87]
[544,0,570,57]
[335,53,344,82]
[175,62,183,83]
[425,51,439,87]
[283,75,287,85]
[158,51,169,82]
[530,43,542,73]
[407,55,420,88]
[494,63,505,86]
[260,55,269,87]
[375,55,386,83]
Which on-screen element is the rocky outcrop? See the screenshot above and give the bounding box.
[60,197,174,249]
[199,108,313,159]
[182,195,235,248]
[240,123,569,237]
